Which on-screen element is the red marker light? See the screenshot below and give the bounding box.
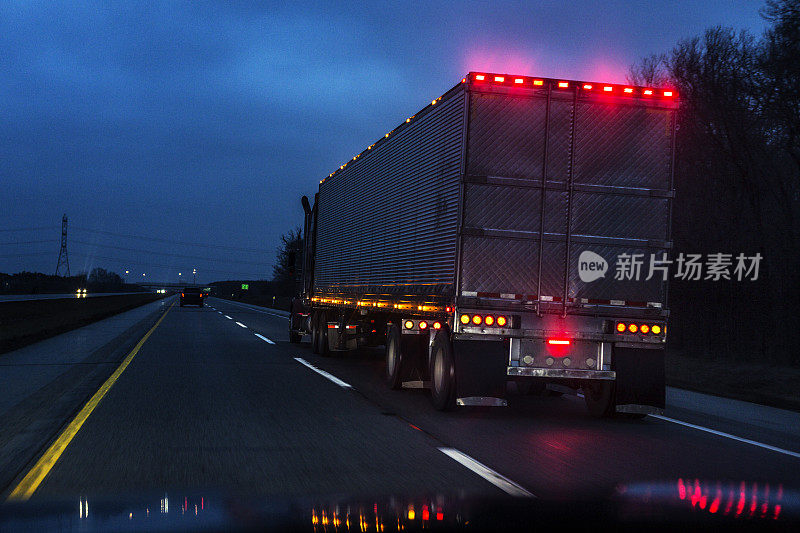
[533,79,544,86]
[603,86,613,92]
[181,293,184,297]
[404,320,414,329]
[616,322,626,332]
[640,324,650,334]
[474,74,485,81]
[664,90,673,97]
[558,81,569,88]
[484,315,495,326]
[497,316,507,327]
[628,323,638,333]
[624,87,633,93]
[472,314,482,325]
[643,89,653,95]
[419,321,428,330]
[583,84,593,90]
[432,321,442,330]
[547,339,571,345]
[514,78,524,84]
[494,76,505,82]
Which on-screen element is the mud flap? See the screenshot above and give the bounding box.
[612,347,665,414]
[452,339,507,405]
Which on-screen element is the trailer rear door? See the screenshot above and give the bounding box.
[458,79,675,312]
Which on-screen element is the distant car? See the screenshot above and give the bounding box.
[180,287,204,307]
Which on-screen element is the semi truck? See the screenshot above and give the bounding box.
[290,72,678,417]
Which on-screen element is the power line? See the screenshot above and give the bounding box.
[0,240,58,246]
[71,240,272,266]
[71,253,266,277]
[71,227,271,254]
[0,226,59,233]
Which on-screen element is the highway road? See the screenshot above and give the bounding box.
[1,296,799,509]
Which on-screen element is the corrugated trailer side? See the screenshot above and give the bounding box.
[313,84,467,300]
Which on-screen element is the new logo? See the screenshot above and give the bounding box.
[578,251,608,283]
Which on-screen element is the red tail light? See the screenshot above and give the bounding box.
[640,324,650,334]
[547,339,571,345]
[497,316,507,327]
[628,323,638,333]
[433,321,442,330]
[419,321,428,330]
[616,322,626,332]
[484,315,495,326]
[472,315,482,325]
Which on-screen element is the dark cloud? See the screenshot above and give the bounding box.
[0,1,766,282]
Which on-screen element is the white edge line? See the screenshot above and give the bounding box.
[223,315,232,320]
[438,447,535,498]
[254,333,275,345]
[235,321,247,328]
[651,414,800,459]
[294,357,352,388]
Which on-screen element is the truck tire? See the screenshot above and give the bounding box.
[583,380,615,418]
[288,319,302,344]
[311,311,321,354]
[429,329,456,411]
[384,324,407,389]
[317,310,331,357]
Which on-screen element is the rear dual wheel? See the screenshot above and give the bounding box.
[311,310,330,356]
[583,381,646,419]
[429,329,456,411]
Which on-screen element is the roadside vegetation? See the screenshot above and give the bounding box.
[631,0,800,368]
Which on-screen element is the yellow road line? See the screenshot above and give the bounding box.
[6,302,174,502]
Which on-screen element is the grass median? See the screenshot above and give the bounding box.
[0,293,167,355]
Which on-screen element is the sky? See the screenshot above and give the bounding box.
[0,1,768,284]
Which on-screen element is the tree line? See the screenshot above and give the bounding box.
[630,0,800,364]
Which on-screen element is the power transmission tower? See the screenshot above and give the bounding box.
[55,214,70,277]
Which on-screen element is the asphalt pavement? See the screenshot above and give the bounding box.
[2,296,799,505]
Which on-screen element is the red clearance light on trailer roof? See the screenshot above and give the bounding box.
[643,89,654,95]
[533,79,544,86]
[603,86,613,92]
[494,76,505,82]
[664,90,674,97]
[558,81,569,88]
[624,87,634,93]
[583,84,593,90]
[514,78,524,84]
[547,339,571,345]
[474,74,485,81]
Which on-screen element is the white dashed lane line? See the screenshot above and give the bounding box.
[236,322,247,328]
[294,358,352,388]
[438,447,535,498]
[223,315,232,320]
[254,333,275,345]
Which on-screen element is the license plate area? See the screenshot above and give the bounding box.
[508,338,608,371]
